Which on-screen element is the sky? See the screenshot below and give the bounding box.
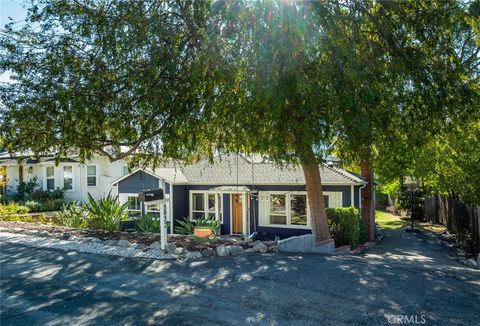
[0,0,28,83]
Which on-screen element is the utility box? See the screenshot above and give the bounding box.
[138,188,164,202]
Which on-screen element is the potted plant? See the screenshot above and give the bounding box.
[193,216,220,239]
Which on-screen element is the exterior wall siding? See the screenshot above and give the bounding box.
[117,170,161,194]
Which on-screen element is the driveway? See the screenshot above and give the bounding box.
[1,229,479,325]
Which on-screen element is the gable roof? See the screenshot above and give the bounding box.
[166,154,365,185]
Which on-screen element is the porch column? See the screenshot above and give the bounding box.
[242,192,247,237]
[350,185,354,208]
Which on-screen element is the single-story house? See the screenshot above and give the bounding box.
[1,152,367,239]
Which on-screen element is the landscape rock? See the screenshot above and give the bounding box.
[253,243,268,253]
[12,228,24,233]
[201,248,216,258]
[82,237,101,243]
[165,243,177,253]
[174,247,186,255]
[244,248,255,253]
[117,239,131,248]
[149,241,162,250]
[216,245,230,257]
[104,240,118,247]
[0,226,9,232]
[227,245,243,256]
[250,240,263,247]
[185,251,203,260]
[268,245,278,253]
[466,258,477,269]
[68,235,79,241]
[59,233,71,240]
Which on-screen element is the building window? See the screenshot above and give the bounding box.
[291,194,307,225]
[63,166,73,191]
[87,165,97,187]
[324,195,329,208]
[190,192,223,222]
[269,194,287,225]
[46,166,55,191]
[122,165,129,176]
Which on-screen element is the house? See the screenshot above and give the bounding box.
[1,152,367,239]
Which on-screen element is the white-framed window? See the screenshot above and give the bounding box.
[122,165,129,176]
[259,191,343,228]
[189,191,223,222]
[127,195,141,218]
[62,165,74,191]
[86,165,97,187]
[45,166,55,191]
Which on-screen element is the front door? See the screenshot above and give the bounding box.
[232,194,243,234]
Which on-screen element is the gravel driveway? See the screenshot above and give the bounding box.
[1,228,479,325]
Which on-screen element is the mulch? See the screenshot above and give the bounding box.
[0,221,248,251]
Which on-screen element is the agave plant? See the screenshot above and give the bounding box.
[84,192,129,231]
[57,202,87,229]
[193,216,221,235]
[136,213,160,233]
[175,217,195,235]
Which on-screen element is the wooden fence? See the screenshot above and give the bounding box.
[425,195,480,257]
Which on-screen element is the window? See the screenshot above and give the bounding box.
[87,165,97,187]
[269,194,287,225]
[63,166,73,191]
[191,193,205,219]
[122,165,129,176]
[324,195,329,208]
[190,192,223,222]
[291,194,307,225]
[46,166,55,191]
[128,196,141,211]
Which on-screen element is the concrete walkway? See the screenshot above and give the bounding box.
[1,228,479,325]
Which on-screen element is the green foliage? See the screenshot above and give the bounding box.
[396,188,428,221]
[57,203,87,229]
[136,213,160,233]
[175,217,195,235]
[24,200,41,212]
[0,203,30,216]
[194,216,221,234]
[83,192,128,231]
[326,208,361,249]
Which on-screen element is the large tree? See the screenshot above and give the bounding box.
[0,0,213,164]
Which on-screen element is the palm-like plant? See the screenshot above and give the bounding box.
[84,192,129,231]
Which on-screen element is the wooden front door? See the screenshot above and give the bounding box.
[232,194,243,234]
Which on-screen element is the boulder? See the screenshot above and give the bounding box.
[185,251,203,260]
[268,245,278,253]
[149,241,162,250]
[250,240,263,247]
[104,239,118,247]
[174,247,186,255]
[466,258,478,269]
[202,248,216,258]
[117,239,131,248]
[68,235,79,241]
[227,245,243,256]
[0,226,9,232]
[216,245,230,257]
[278,234,335,254]
[165,243,177,253]
[253,243,268,253]
[244,248,255,253]
[59,233,71,240]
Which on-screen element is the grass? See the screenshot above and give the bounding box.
[376,210,447,234]
[375,210,410,229]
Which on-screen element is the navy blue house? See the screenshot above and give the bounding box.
[112,154,366,240]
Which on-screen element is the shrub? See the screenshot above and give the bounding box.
[136,213,160,233]
[327,208,361,249]
[57,203,87,228]
[25,200,41,212]
[175,217,195,235]
[0,203,30,216]
[84,192,128,231]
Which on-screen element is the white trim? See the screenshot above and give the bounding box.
[189,190,223,223]
[62,164,74,192]
[351,185,355,208]
[86,164,98,188]
[111,168,163,186]
[44,165,55,191]
[242,192,247,236]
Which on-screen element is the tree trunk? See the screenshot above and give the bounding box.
[300,148,331,241]
[361,160,375,242]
